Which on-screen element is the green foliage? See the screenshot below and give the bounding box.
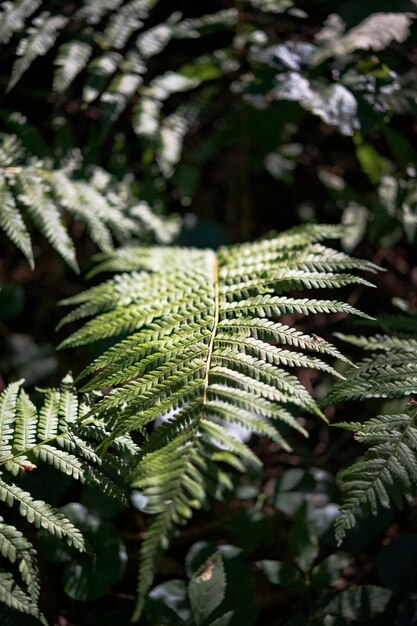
[147,551,232,626]
[324,325,417,544]
[188,553,227,626]
[59,223,376,619]
[45,502,128,602]
[1,0,417,623]
[3,0,416,198]
[0,132,179,270]
[0,375,136,622]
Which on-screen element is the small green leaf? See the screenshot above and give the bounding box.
[188,553,226,626]
[311,554,350,590]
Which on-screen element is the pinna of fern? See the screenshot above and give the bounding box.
[58,223,378,620]
[0,374,137,623]
[323,319,417,545]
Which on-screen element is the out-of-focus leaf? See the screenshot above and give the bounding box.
[342,203,368,252]
[314,12,415,63]
[256,560,305,591]
[273,468,313,516]
[233,507,272,553]
[208,612,234,626]
[273,75,359,135]
[59,503,127,601]
[148,580,190,623]
[185,542,258,626]
[311,554,350,590]
[289,503,319,572]
[355,140,389,185]
[324,585,392,621]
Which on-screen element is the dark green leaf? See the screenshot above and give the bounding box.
[188,553,226,626]
[324,585,392,621]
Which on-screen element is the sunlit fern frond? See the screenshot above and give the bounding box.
[0,374,137,621]
[0,133,179,269]
[323,326,417,544]
[58,223,377,619]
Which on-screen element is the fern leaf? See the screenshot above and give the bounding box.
[0,521,40,604]
[0,0,41,45]
[82,51,122,103]
[53,40,93,93]
[102,0,158,50]
[100,69,143,123]
[0,571,43,621]
[0,381,23,459]
[60,224,375,619]
[0,480,86,551]
[325,350,417,403]
[334,413,417,544]
[76,0,124,25]
[333,332,417,353]
[0,378,131,619]
[324,325,417,542]
[0,181,33,268]
[18,170,79,272]
[0,133,175,268]
[14,391,37,454]
[8,12,68,91]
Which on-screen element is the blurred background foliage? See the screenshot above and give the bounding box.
[1,0,417,624]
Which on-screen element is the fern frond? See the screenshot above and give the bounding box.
[325,345,417,403]
[53,40,93,93]
[0,1,42,45]
[0,480,86,550]
[0,181,34,267]
[0,133,177,268]
[0,377,133,619]
[0,571,43,622]
[59,224,375,619]
[324,327,417,543]
[0,521,40,605]
[333,332,417,353]
[8,12,68,92]
[333,413,417,544]
[2,1,239,177]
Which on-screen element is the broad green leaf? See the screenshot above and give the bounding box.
[188,553,226,626]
